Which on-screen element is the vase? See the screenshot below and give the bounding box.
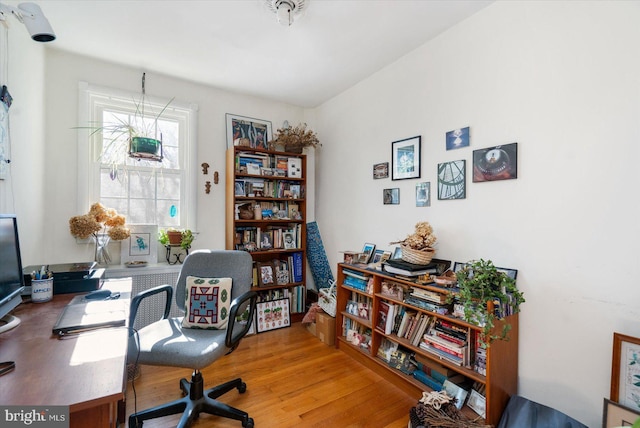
[94,233,112,265]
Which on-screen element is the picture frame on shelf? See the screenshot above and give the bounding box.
[391,136,421,180]
[473,142,518,182]
[416,182,430,207]
[225,113,272,149]
[391,247,402,260]
[466,389,486,418]
[257,262,276,287]
[372,249,385,263]
[611,333,640,411]
[373,162,389,179]
[120,224,157,265]
[603,398,640,428]
[283,232,296,249]
[446,126,470,150]
[256,298,290,333]
[361,243,376,264]
[383,188,399,205]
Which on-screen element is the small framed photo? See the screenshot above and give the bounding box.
[283,232,296,249]
[234,180,246,196]
[226,113,272,149]
[416,182,430,207]
[373,162,389,179]
[391,136,421,180]
[121,224,157,265]
[383,188,399,205]
[257,262,276,287]
[372,249,385,263]
[446,126,470,150]
[473,142,518,182]
[361,243,376,264]
[391,247,402,260]
[467,389,486,418]
[611,333,640,411]
[603,398,640,428]
[256,298,290,333]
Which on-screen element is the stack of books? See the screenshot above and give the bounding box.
[342,269,370,292]
[382,259,440,277]
[419,319,470,366]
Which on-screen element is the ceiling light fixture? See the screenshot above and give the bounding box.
[264,0,308,27]
[0,2,56,42]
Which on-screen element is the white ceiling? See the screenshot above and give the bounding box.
[36,0,493,108]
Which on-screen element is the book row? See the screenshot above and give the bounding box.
[251,253,304,288]
[235,224,303,251]
[235,151,303,179]
[235,178,304,199]
[254,284,306,314]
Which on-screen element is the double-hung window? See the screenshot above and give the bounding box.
[77,82,197,230]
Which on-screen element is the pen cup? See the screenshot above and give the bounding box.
[31,278,53,303]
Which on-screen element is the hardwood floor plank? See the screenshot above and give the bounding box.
[125,323,417,427]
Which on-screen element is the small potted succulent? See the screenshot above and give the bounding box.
[454,259,525,348]
[159,228,193,250]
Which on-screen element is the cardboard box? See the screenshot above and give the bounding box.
[306,321,317,337]
[316,312,336,345]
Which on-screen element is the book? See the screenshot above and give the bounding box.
[376,301,395,335]
[292,252,303,282]
[384,259,440,274]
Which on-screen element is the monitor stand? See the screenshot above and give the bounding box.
[0,314,21,335]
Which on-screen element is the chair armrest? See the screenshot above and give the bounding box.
[226,290,258,349]
[128,284,174,334]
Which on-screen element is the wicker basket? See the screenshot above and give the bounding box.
[401,245,435,265]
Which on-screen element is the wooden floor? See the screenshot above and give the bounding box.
[124,323,417,427]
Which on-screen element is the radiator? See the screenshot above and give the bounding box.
[104,265,182,331]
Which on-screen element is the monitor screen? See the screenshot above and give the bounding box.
[0,214,25,320]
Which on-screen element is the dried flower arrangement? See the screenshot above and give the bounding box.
[69,203,130,240]
[390,221,437,265]
[69,203,131,264]
[268,123,320,152]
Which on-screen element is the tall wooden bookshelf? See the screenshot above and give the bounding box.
[334,263,518,427]
[225,147,307,322]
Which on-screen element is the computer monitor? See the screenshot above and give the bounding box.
[0,214,25,333]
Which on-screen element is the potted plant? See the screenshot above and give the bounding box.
[158,228,193,250]
[454,259,525,348]
[268,122,320,153]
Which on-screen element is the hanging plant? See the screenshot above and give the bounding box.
[453,259,525,348]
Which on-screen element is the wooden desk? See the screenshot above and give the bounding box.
[0,278,131,428]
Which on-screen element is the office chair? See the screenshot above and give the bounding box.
[127,250,258,428]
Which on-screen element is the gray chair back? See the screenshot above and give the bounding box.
[174,250,253,312]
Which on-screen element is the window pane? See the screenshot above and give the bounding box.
[101,197,128,218]
[100,168,127,198]
[129,170,155,199]
[129,199,156,224]
[157,173,181,199]
[157,200,180,228]
[161,146,179,170]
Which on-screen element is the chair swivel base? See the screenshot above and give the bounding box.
[129,370,254,428]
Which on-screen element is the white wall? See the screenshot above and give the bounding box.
[0,27,47,262]
[313,1,640,426]
[38,49,305,265]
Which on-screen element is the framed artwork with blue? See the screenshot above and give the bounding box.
[446,127,470,150]
[121,224,158,264]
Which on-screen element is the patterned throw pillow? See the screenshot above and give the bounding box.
[182,276,233,330]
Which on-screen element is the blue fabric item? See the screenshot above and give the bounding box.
[497,395,587,428]
[305,221,334,290]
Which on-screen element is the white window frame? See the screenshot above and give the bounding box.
[77,81,198,231]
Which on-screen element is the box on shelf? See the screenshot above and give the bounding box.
[316,312,335,345]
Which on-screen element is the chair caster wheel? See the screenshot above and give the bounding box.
[243,417,254,428]
[238,382,247,393]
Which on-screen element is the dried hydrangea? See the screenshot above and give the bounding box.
[391,221,437,250]
[69,203,130,241]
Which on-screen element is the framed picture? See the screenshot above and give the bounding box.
[611,333,640,411]
[446,126,470,150]
[362,243,376,264]
[372,249,385,263]
[256,298,290,333]
[467,389,486,418]
[473,142,518,182]
[120,224,157,264]
[283,232,296,249]
[603,398,640,428]
[392,247,402,260]
[383,188,399,205]
[416,182,430,207]
[225,113,272,149]
[391,136,421,180]
[373,162,389,179]
[438,160,466,200]
[257,262,276,287]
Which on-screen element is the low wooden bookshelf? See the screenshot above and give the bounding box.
[334,263,518,426]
